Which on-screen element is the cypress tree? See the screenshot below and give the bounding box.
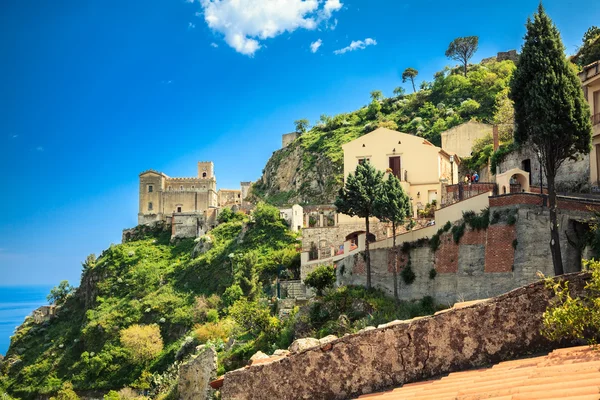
[335,162,384,289]
[374,175,411,301]
[509,4,592,275]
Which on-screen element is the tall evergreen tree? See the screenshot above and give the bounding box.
[445,36,479,77]
[335,162,384,289]
[374,175,411,301]
[402,68,419,93]
[510,4,592,275]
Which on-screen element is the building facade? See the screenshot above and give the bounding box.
[579,60,600,186]
[441,121,493,158]
[342,127,459,215]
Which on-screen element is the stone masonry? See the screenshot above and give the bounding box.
[220,273,590,400]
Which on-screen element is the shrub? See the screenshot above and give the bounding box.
[507,209,518,225]
[491,211,501,224]
[429,233,441,252]
[463,208,490,230]
[442,221,452,232]
[429,268,437,280]
[304,265,336,296]
[401,264,416,285]
[206,309,219,323]
[222,285,243,308]
[119,324,164,364]
[542,260,600,344]
[50,382,79,400]
[451,223,466,243]
[194,320,233,343]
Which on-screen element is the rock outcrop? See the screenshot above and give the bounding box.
[178,346,218,400]
[288,337,321,353]
[220,273,590,400]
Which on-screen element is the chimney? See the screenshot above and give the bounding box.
[493,125,499,151]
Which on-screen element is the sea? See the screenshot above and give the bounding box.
[0,286,52,355]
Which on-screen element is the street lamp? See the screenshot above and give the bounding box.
[449,155,455,185]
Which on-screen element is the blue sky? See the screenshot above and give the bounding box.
[0,0,598,286]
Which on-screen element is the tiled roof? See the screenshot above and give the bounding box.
[356,346,600,400]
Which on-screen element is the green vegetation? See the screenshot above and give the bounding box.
[252,56,517,206]
[47,281,75,306]
[510,4,592,275]
[542,260,600,344]
[574,26,600,67]
[304,265,336,296]
[445,36,479,77]
[374,175,411,300]
[335,162,384,289]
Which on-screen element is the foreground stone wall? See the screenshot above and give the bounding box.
[221,273,589,400]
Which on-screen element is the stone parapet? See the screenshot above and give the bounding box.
[220,273,590,400]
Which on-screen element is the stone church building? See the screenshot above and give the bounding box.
[137,162,250,237]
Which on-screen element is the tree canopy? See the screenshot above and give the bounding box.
[445,36,479,76]
[402,68,419,93]
[575,26,600,67]
[294,118,310,134]
[510,4,592,275]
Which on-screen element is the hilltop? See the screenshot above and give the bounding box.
[250,56,516,206]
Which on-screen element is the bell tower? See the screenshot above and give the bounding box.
[197,161,214,180]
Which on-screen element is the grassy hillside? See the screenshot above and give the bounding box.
[0,204,437,399]
[250,58,516,206]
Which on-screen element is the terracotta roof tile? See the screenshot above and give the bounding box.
[356,346,600,400]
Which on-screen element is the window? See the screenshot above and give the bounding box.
[148,185,153,193]
[191,185,195,189]
[148,202,153,211]
[180,185,184,190]
[202,172,207,178]
[177,206,182,213]
[358,158,370,165]
[168,186,172,191]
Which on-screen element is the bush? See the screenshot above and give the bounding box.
[206,309,219,323]
[222,285,244,307]
[429,233,441,252]
[542,260,600,344]
[50,382,79,400]
[451,223,466,243]
[119,324,164,364]
[194,320,233,343]
[304,265,336,296]
[463,208,490,231]
[229,300,280,339]
[429,268,437,280]
[401,265,416,285]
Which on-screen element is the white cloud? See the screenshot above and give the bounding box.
[310,39,322,53]
[11,134,18,139]
[210,42,219,48]
[35,146,44,152]
[333,37,377,55]
[188,22,196,29]
[199,0,343,56]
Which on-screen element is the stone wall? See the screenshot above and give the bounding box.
[337,196,598,305]
[220,273,590,400]
[282,132,299,148]
[301,222,389,258]
[496,147,590,192]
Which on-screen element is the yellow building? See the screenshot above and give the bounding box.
[579,60,600,186]
[342,128,459,215]
[138,162,218,225]
[441,121,493,158]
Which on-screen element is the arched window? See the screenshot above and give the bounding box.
[168,186,172,191]
[202,172,207,178]
[180,185,184,190]
[191,185,195,189]
[148,202,153,211]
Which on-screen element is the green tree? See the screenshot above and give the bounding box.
[233,252,259,301]
[335,162,385,289]
[393,86,405,97]
[304,265,336,296]
[402,68,419,93]
[575,26,600,67]
[370,90,383,101]
[374,175,411,301]
[81,254,96,272]
[445,36,479,76]
[119,324,164,364]
[294,118,310,134]
[510,4,592,275]
[49,382,79,400]
[47,280,74,305]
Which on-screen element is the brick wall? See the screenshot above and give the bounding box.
[485,225,516,273]
[435,235,459,273]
